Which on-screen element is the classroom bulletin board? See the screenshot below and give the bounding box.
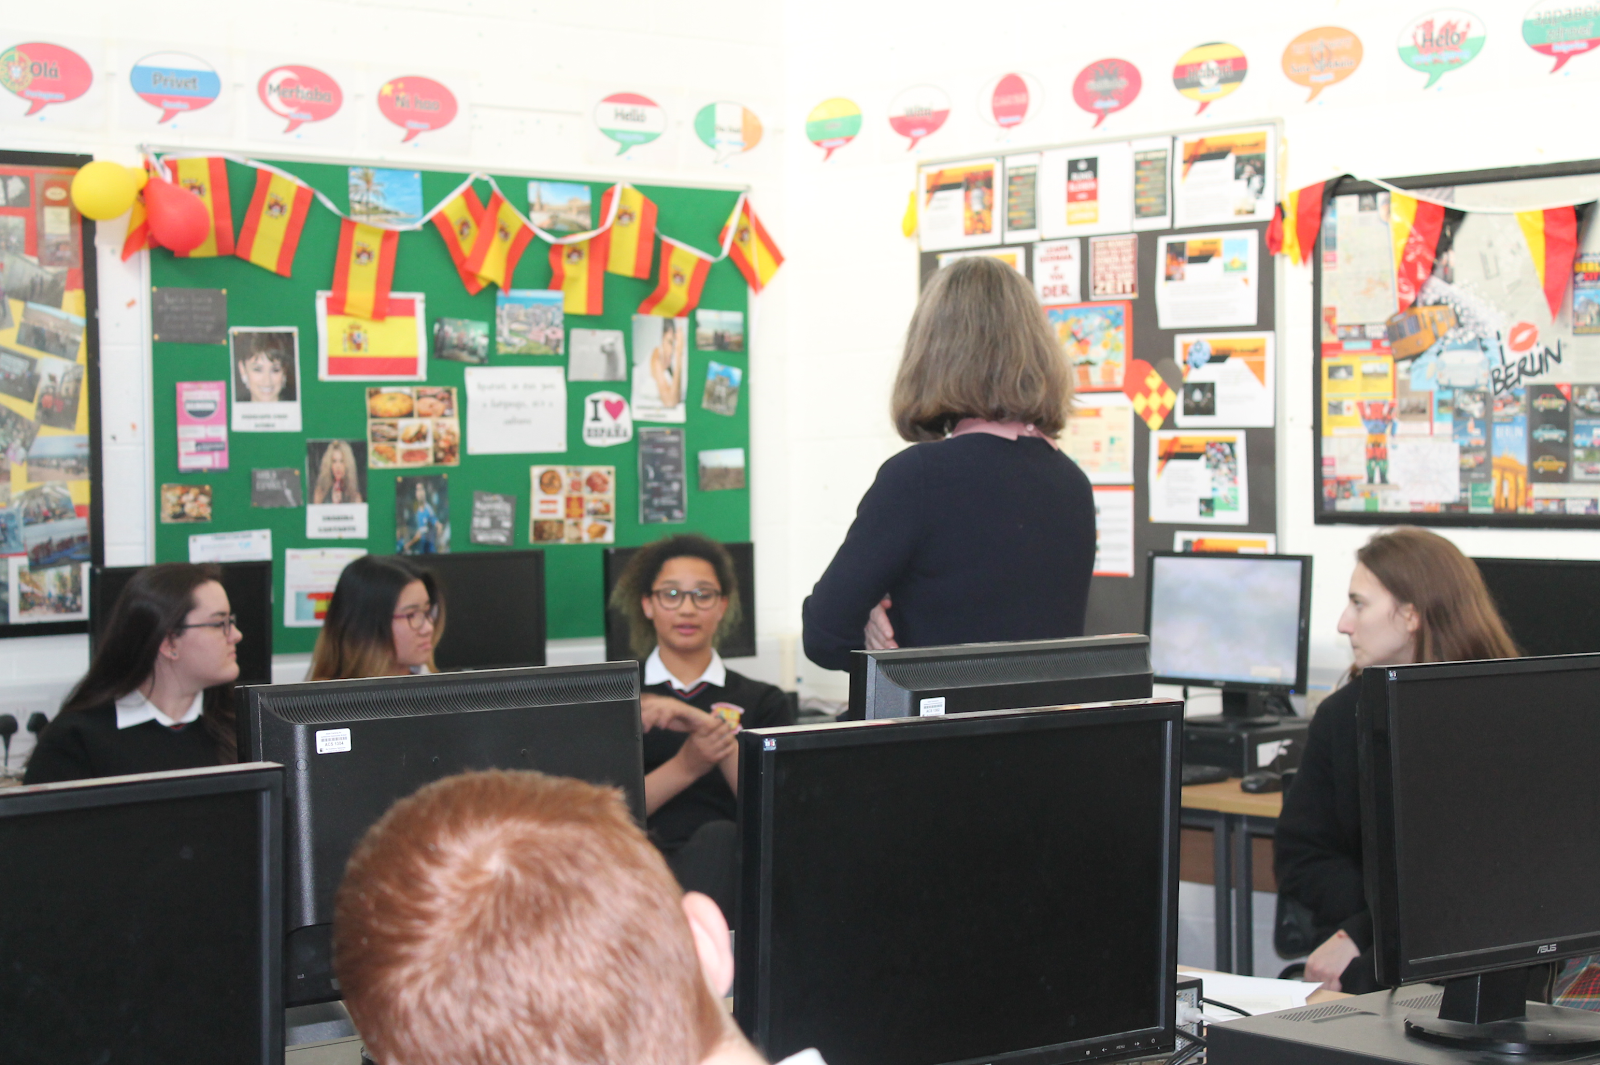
[917,123,1283,636]
[148,158,751,653]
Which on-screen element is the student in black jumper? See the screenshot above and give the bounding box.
[1275,527,1517,992]
[609,534,794,917]
[801,255,1095,678]
[25,563,243,784]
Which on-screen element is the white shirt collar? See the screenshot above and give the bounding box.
[115,688,204,730]
[643,647,726,692]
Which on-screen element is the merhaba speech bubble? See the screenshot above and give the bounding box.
[130,52,221,124]
[1072,59,1141,128]
[806,98,862,161]
[887,85,950,150]
[1282,27,1364,101]
[694,102,763,163]
[0,42,93,117]
[257,65,343,134]
[1523,0,1600,72]
[1399,11,1487,88]
[378,76,458,143]
[595,92,667,155]
[1173,42,1247,115]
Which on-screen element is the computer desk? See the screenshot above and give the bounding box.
[1180,781,1284,977]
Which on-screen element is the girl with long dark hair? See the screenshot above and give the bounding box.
[308,556,443,680]
[25,563,243,784]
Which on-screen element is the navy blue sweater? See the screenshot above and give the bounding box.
[802,433,1096,672]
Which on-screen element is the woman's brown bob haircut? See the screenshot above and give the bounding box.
[1356,526,1519,668]
[891,254,1075,442]
[334,770,726,1065]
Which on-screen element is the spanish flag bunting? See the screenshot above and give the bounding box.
[600,184,657,278]
[1266,179,1331,266]
[1516,204,1588,321]
[329,218,400,321]
[464,191,534,290]
[1123,358,1177,431]
[431,185,488,295]
[721,197,784,293]
[235,169,314,277]
[321,294,423,378]
[163,156,235,257]
[1389,193,1454,313]
[549,230,611,316]
[638,238,712,317]
[121,187,156,261]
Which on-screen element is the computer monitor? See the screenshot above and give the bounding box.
[237,662,644,1008]
[735,699,1183,1065]
[1360,654,1600,1052]
[847,634,1152,720]
[414,549,546,670]
[0,763,283,1063]
[92,561,274,685]
[1145,551,1312,721]
[1473,556,1600,657]
[604,541,756,659]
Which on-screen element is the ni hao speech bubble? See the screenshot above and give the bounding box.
[378,76,458,143]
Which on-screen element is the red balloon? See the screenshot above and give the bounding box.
[143,175,209,253]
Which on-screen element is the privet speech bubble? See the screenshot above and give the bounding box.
[1173,42,1247,115]
[1282,26,1364,101]
[378,76,458,143]
[595,92,667,155]
[131,51,221,124]
[888,85,950,151]
[1399,10,1487,88]
[257,65,342,134]
[1072,58,1141,128]
[0,42,93,117]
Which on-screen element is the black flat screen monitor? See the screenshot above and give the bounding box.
[604,541,755,660]
[736,699,1182,1065]
[1360,654,1600,1051]
[1473,556,1600,657]
[238,662,644,1007]
[0,763,283,1064]
[414,549,546,669]
[92,561,274,685]
[1145,551,1312,716]
[847,634,1151,720]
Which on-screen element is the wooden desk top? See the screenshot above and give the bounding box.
[1180,780,1284,819]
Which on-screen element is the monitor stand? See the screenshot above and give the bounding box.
[1406,968,1600,1054]
[1184,688,1290,729]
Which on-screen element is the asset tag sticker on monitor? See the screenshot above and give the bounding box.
[316,728,352,754]
[919,697,947,717]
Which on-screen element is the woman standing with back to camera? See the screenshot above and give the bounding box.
[802,255,1095,688]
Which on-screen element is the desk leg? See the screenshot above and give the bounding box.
[1231,814,1254,976]
[1212,814,1232,973]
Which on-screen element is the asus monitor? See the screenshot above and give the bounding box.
[736,699,1183,1065]
[604,541,756,660]
[238,662,644,1007]
[1473,556,1600,657]
[416,549,547,670]
[92,561,274,686]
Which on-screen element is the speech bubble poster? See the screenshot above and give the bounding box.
[1523,0,1600,72]
[373,73,470,154]
[1398,10,1486,88]
[587,87,678,165]
[246,56,358,146]
[690,100,765,166]
[117,45,232,134]
[887,84,951,153]
[0,38,104,129]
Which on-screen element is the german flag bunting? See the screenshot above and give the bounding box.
[1266,180,1333,266]
[549,230,611,316]
[464,191,534,290]
[600,184,657,278]
[431,185,487,295]
[638,239,712,317]
[1517,204,1589,320]
[235,169,313,277]
[163,156,234,257]
[1390,194,1461,313]
[721,196,784,293]
[329,219,400,321]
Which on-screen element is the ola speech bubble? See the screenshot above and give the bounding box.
[0,42,93,117]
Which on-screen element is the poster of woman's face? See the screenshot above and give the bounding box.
[230,327,303,432]
[306,439,367,505]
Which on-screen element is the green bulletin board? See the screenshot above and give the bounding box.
[149,158,751,653]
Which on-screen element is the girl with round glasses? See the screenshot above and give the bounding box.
[26,563,244,784]
[309,556,443,680]
[609,534,795,918]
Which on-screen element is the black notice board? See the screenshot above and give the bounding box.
[639,428,687,525]
[149,287,228,345]
[918,222,1280,637]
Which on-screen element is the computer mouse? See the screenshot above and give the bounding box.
[1240,770,1284,794]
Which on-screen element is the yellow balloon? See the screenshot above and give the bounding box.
[70,161,141,220]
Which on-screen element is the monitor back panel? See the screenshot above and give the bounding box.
[420,550,547,670]
[1474,557,1600,657]
[92,562,274,685]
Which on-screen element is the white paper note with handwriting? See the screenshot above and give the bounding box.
[465,366,567,455]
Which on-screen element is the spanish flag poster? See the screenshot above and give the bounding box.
[315,291,427,382]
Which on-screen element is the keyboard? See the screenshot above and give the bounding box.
[1181,763,1232,786]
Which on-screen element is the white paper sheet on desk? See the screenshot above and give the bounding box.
[1195,972,1324,1016]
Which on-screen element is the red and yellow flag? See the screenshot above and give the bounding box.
[1517,205,1584,321]
[235,169,313,277]
[722,197,784,293]
[329,219,400,321]
[1389,193,1451,313]
[431,185,487,295]
[549,231,611,316]
[600,184,657,278]
[163,156,235,257]
[464,191,534,290]
[122,188,156,261]
[1123,358,1176,431]
[322,295,423,378]
[638,239,712,317]
[1266,180,1329,266]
